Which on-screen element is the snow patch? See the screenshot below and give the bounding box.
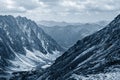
[73,46,95,62]
[41,64,51,69]
[25,48,46,63]
[0,37,2,41]
[70,72,120,80]
[7,46,36,71]
[46,50,61,61]
[33,49,61,61]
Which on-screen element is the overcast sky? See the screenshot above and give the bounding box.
[0,0,120,23]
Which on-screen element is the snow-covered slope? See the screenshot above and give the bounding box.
[0,15,64,72]
[35,14,120,80]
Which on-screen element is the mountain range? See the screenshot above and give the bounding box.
[39,22,108,49]
[0,15,64,74]
[0,14,119,80]
[38,20,109,27]
[37,14,120,80]
[10,14,120,80]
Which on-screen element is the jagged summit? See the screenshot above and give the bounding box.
[16,16,33,23]
[0,15,13,18]
[0,15,64,72]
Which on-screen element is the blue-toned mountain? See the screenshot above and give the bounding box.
[37,14,120,80]
[0,15,64,73]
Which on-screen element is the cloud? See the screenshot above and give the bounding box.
[0,0,119,14]
[83,0,120,12]
[0,0,120,22]
[0,0,25,13]
[39,0,60,5]
[60,0,120,13]
[15,0,43,10]
[0,0,45,13]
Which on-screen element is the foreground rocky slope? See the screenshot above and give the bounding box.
[37,14,120,80]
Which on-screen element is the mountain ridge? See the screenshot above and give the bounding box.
[40,23,106,49]
[0,15,64,73]
[36,14,120,80]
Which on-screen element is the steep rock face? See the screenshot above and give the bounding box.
[0,15,64,72]
[38,14,120,80]
[16,16,64,55]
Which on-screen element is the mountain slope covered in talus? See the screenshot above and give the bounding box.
[37,14,120,80]
[0,15,64,73]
